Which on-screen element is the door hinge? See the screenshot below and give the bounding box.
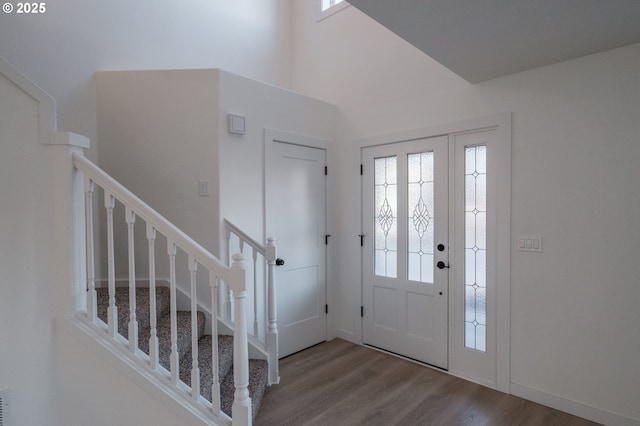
[361,306,364,317]
[360,164,363,175]
[325,166,328,176]
[325,234,331,245]
[359,234,364,246]
[325,304,328,314]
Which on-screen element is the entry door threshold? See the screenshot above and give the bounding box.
[363,343,448,372]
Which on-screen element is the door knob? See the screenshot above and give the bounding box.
[436,261,450,269]
[437,243,446,252]
[275,258,285,266]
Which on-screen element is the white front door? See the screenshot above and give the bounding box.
[362,136,449,368]
[266,138,327,358]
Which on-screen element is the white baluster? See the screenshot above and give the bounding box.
[147,224,159,369]
[252,248,258,338]
[167,240,179,384]
[210,276,221,415]
[84,178,96,322]
[125,207,138,353]
[219,284,227,323]
[266,237,279,384]
[226,241,234,323]
[230,253,252,425]
[227,286,233,324]
[189,255,200,400]
[223,227,231,321]
[105,191,117,339]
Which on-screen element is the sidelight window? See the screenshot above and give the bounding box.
[464,145,487,352]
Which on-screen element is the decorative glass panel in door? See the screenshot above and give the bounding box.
[408,152,435,284]
[374,156,397,278]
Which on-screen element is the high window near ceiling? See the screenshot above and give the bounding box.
[319,0,349,21]
[322,0,344,10]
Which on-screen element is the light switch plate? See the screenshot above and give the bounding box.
[517,236,542,252]
[198,180,210,197]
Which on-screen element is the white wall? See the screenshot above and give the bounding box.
[97,69,221,279]
[97,68,337,340]
[0,64,204,426]
[0,0,295,417]
[217,70,337,341]
[54,331,189,426]
[217,70,337,243]
[96,68,336,267]
[291,2,640,423]
[0,71,58,426]
[0,0,293,158]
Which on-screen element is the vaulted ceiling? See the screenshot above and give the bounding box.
[346,0,640,83]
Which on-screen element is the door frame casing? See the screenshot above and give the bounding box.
[355,113,511,393]
[264,128,334,344]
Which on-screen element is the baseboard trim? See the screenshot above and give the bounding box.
[510,382,639,426]
[334,328,355,343]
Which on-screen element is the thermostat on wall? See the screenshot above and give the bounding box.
[227,114,246,135]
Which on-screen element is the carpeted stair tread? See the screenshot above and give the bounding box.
[96,287,171,338]
[95,285,271,421]
[179,335,234,402]
[220,359,269,421]
[148,310,206,370]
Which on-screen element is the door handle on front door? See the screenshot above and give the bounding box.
[275,258,285,266]
[436,261,450,269]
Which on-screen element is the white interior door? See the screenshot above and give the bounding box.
[266,139,327,358]
[362,136,449,369]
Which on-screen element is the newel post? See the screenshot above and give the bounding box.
[51,133,90,317]
[265,237,280,385]
[230,253,252,426]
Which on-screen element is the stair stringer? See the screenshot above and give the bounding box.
[59,313,232,426]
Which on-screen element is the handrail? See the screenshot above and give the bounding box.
[73,152,252,424]
[73,153,236,286]
[223,219,269,258]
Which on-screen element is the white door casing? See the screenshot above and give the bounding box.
[358,113,511,391]
[265,131,328,358]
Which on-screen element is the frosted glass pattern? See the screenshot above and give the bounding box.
[374,156,397,278]
[464,145,487,352]
[407,152,434,283]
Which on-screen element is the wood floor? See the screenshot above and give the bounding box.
[255,339,599,426]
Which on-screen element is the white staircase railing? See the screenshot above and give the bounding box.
[73,152,253,425]
[223,219,280,385]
